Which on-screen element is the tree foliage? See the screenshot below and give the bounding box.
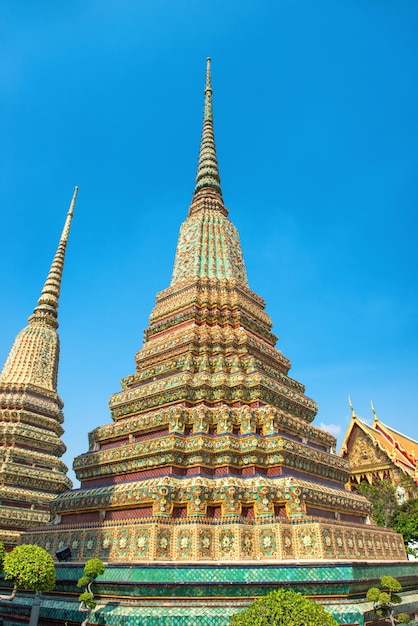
[77,558,105,626]
[3,544,55,593]
[83,558,105,580]
[366,576,410,625]
[356,479,418,555]
[229,589,339,626]
[356,479,399,527]
[393,498,418,557]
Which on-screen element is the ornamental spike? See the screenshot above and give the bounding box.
[370,399,378,422]
[348,395,356,418]
[193,58,223,198]
[31,186,78,326]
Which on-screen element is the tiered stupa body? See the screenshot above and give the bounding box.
[0,190,76,547]
[29,62,405,563]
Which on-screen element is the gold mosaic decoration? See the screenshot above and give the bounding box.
[340,407,418,490]
[26,61,406,563]
[0,189,77,546]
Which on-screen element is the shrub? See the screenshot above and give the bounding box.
[229,588,339,625]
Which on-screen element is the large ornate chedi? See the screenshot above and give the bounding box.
[0,189,77,547]
[27,60,405,565]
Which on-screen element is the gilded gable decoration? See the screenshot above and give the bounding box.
[340,400,417,493]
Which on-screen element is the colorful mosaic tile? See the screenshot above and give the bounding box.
[6,57,417,626]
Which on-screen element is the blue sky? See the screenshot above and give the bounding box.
[1,1,417,485]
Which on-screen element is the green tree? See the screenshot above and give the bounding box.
[77,558,105,626]
[356,479,399,527]
[356,480,418,555]
[393,498,418,557]
[0,544,56,626]
[229,589,338,625]
[398,475,418,501]
[366,576,410,625]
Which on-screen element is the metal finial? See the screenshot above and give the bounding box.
[205,57,212,92]
[193,58,222,197]
[348,395,356,418]
[370,400,378,422]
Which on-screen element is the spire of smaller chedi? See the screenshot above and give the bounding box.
[0,186,77,389]
[0,188,76,547]
[31,185,77,324]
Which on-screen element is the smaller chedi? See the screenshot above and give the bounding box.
[0,189,77,547]
[25,60,406,564]
[340,399,418,497]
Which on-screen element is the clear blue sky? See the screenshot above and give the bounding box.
[1,1,417,485]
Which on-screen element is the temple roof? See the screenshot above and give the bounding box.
[339,402,417,479]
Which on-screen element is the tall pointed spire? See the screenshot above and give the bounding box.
[0,188,76,547]
[0,187,77,388]
[31,186,78,326]
[171,60,247,284]
[193,58,223,199]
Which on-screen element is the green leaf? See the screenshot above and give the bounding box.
[380,576,402,593]
[83,558,105,580]
[378,592,391,605]
[77,575,91,588]
[3,544,55,593]
[78,591,96,609]
[356,479,399,527]
[229,589,339,625]
[366,588,381,602]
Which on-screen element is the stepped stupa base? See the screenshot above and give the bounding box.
[1,561,418,625]
[25,515,406,562]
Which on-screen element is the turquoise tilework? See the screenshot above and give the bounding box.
[2,592,418,625]
[0,597,367,626]
[2,564,418,625]
[91,605,239,625]
[56,561,418,585]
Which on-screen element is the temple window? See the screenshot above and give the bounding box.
[274,505,287,518]
[206,505,222,519]
[241,505,254,519]
[172,506,187,519]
